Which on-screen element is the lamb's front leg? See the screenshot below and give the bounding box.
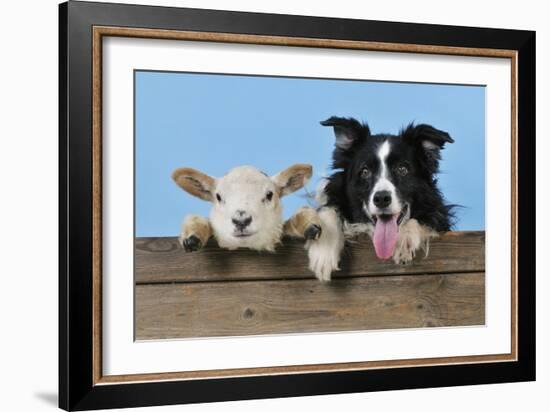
[179,215,212,252]
[305,207,345,282]
[283,206,323,240]
[392,218,438,265]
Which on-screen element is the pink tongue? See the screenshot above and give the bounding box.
[373,215,399,260]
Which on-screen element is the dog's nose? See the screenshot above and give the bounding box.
[373,190,392,208]
[232,216,252,230]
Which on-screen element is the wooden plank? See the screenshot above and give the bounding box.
[135,231,485,284]
[135,272,485,340]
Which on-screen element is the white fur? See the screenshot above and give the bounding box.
[343,221,374,238]
[368,140,403,216]
[306,207,345,282]
[315,178,330,206]
[392,218,438,264]
[210,166,283,252]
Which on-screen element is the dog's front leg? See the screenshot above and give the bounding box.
[306,207,345,282]
[392,219,438,264]
[179,215,212,252]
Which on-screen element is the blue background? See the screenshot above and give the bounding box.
[135,71,485,237]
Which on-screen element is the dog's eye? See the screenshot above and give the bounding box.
[216,193,223,202]
[396,165,409,176]
[359,167,371,179]
[265,191,273,202]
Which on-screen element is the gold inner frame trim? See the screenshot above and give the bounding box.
[91,25,518,386]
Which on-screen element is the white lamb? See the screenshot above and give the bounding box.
[172,164,323,252]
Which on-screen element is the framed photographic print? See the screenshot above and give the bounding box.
[59,1,536,410]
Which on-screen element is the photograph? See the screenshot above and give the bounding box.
[134,70,486,340]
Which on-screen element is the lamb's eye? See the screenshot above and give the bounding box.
[360,167,371,179]
[216,193,222,202]
[265,191,273,201]
[396,165,409,176]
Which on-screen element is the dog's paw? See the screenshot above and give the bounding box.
[306,207,345,282]
[393,246,414,265]
[392,219,439,265]
[307,236,341,282]
[308,247,337,282]
[392,220,421,264]
[304,224,322,241]
[392,231,416,264]
[181,235,202,252]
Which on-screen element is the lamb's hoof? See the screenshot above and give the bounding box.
[304,224,322,241]
[182,235,202,252]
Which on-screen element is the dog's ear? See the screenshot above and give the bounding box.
[272,164,312,197]
[172,167,216,201]
[320,116,369,150]
[402,123,454,173]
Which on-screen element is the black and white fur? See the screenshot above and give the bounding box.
[307,116,455,281]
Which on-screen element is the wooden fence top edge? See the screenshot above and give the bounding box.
[135,230,485,284]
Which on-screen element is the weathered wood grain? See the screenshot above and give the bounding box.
[135,272,485,340]
[135,231,485,283]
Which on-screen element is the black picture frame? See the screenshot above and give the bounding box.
[59,1,536,410]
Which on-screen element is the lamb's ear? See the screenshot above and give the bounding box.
[172,168,215,201]
[272,164,313,197]
[402,123,454,172]
[320,116,369,150]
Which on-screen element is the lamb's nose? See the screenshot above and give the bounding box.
[232,216,252,230]
[373,190,392,208]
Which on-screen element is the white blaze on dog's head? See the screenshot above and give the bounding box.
[172,164,312,251]
[364,139,408,261]
[367,140,404,217]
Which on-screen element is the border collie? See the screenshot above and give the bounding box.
[307,116,455,281]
